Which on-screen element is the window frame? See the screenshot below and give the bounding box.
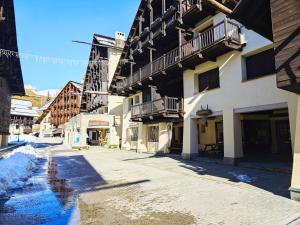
[147,125,159,143]
[245,48,276,80]
[198,68,220,93]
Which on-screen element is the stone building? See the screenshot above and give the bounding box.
[0,0,25,147]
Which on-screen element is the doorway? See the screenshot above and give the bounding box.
[276,120,293,162]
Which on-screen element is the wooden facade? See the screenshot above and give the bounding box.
[0,0,24,142]
[109,0,243,122]
[0,0,24,95]
[80,34,113,113]
[271,0,300,93]
[37,82,82,127]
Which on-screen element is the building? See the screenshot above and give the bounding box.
[36,81,82,137]
[208,0,300,203]
[36,100,54,137]
[64,32,125,147]
[109,0,300,200]
[109,0,241,154]
[0,0,25,148]
[10,99,39,135]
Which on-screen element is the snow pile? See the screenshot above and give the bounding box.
[229,172,254,183]
[0,145,40,197]
[9,134,37,144]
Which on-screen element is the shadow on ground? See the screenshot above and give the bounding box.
[53,154,150,196]
[124,153,292,198]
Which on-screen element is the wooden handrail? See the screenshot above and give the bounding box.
[131,97,183,117]
[117,20,241,90]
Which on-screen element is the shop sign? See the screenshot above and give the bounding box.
[88,120,109,127]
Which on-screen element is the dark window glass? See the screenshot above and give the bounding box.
[246,49,276,80]
[198,68,220,92]
[128,98,133,110]
[148,126,159,142]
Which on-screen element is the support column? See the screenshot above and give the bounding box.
[182,117,198,159]
[1,135,8,148]
[291,96,300,201]
[137,124,148,153]
[0,135,3,148]
[223,109,243,165]
[158,123,170,154]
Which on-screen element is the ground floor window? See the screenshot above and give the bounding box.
[148,126,159,142]
[130,127,139,141]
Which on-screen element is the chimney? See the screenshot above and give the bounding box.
[115,32,125,48]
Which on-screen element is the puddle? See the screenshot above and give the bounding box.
[0,157,79,225]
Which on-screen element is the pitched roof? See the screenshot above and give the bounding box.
[35,81,83,124]
[11,99,39,117]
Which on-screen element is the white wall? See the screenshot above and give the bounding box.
[182,13,298,160]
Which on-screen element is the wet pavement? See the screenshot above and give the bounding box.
[1,144,300,225]
[0,149,81,225]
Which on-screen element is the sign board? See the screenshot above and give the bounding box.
[88,120,109,127]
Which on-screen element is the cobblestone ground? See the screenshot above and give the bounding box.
[51,146,300,225]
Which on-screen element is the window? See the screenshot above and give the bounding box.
[128,98,133,110]
[148,126,159,142]
[246,49,276,80]
[198,68,220,92]
[131,127,139,141]
[134,96,140,105]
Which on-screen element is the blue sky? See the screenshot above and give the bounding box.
[14,0,140,90]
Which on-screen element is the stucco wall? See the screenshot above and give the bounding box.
[121,93,172,153]
[291,96,300,193]
[0,77,11,148]
[39,112,53,136]
[64,113,119,147]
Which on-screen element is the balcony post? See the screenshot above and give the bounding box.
[139,68,142,82]
[198,33,202,51]
[130,63,133,86]
[163,54,166,70]
[150,48,153,75]
[178,29,182,60]
[224,18,228,40]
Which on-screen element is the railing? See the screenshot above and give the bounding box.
[117,19,241,91]
[181,0,200,15]
[165,13,178,28]
[131,97,183,118]
[152,26,163,38]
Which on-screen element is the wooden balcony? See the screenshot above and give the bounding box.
[131,97,184,122]
[116,19,242,93]
[86,94,108,112]
[181,0,215,27]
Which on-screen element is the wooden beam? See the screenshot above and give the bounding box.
[204,0,233,15]
[0,6,5,22]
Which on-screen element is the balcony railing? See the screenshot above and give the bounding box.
[181,0,200,15]
[131,97,183,119]
[86,94,108,111]
[117,19,241,91]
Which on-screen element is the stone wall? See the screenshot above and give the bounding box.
[0,77,11,147]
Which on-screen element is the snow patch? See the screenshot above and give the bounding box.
[229,172,254,183]
[9,134,37,144]
[0,145,42,197]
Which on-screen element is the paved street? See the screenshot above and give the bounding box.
[50,146,300,225]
